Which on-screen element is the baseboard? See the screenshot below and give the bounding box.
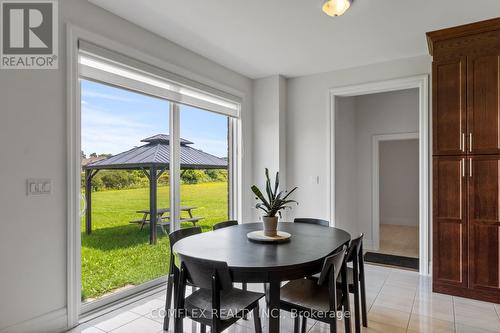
[0,308,68,333]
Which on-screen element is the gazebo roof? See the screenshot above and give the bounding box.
[84,134,227,170]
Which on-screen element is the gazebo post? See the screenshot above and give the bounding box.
[150,165,158,244]
[85,169,93,235]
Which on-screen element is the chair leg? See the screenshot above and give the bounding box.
[264,283,270,306]
[242,283,248,320]
[293,315,300,333]
[359,273,368,327]
[301,317,307,333]
[253,306,262,333]
[330,318,338,333]
[353,285,361,333]
[163,274,174,331]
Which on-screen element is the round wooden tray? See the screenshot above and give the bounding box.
[246,230,291,243]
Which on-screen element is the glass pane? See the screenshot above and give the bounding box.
[80,79,170,303]
[179,104,230,232]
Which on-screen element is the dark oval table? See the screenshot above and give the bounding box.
[172,222,351,333]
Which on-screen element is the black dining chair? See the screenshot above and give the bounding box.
[341,233,367,333]
[175,254,265,333]
[292,216,331,331]
[294,217,330,227]
[279,246,351,333]
[212,220,238,231]
[306,234,367,333]
[163,227,202,332]
[212,220,248,293]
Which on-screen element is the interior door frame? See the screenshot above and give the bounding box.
[328,74,430,275]
[372,132,419,251]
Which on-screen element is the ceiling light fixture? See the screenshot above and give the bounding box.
[322,0,352,17]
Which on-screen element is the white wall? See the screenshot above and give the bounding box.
[380,139,419,227]
[252,75,287,221]
[334,97,358,235]
[286,56,430,235]
[354,89,419,243]
[0,1,253,331]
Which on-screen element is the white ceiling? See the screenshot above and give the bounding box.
[89,0,500,79]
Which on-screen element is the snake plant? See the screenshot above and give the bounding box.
[251,168,298,217]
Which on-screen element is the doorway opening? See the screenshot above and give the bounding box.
[369,135,419,270]
[330,75,429,274]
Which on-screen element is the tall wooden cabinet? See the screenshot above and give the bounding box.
[428,18,500,304]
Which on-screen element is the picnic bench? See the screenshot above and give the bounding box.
[130,206,204,234]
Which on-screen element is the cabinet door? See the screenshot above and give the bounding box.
[433,156,467,288]
[433,58,467,155]
[468,156,500,293]
[467,51,500,154]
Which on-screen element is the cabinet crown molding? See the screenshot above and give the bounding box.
[427,17,500,56]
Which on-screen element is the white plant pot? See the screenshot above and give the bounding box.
[262,216,278,237]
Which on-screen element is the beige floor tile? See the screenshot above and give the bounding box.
[407,313,455,333]
[93,311,141,332]
[360,321,407,333]
[308,320,350,333]
[454,300,500,332]
[67,326,105,333]
[129,298,165,316]
[455,323,500,333]
[110,317,162,333]
[368,305,411,329]
[411,298,454,322]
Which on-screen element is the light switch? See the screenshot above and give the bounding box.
[27,179,52,195]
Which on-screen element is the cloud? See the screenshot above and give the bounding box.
[81,106,155,155]
[82,90,140,103]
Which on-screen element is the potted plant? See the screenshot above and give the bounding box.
[251,168,298,237]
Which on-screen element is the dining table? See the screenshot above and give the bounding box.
[172,222,351,333]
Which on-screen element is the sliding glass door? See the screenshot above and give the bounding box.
[78,44,240,313]
[179,104,231,232]
[80,79,172,305]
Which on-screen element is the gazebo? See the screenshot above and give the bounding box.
[83,134,228,244]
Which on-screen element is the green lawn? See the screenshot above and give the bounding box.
[81,182,228,300]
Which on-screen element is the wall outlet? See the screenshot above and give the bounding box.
[27,179,52,196]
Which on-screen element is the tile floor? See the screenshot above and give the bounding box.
[68,264,500,333]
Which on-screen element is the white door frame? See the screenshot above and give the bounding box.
[372,132,419,250]
[329,74,430,275]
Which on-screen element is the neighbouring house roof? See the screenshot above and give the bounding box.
[84,134,227,170]
[81,156,107,167]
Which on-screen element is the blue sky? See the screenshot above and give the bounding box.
[81,80,228,158]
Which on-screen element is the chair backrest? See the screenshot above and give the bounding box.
[346,233,364,263]
[168,227,202,251]
[212,220,238,231]
[178,254,233,291]
[294,218,330,227]
[317,246,347,286]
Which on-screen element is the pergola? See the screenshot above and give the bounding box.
[83,134,228,244]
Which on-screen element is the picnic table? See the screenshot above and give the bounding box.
[130,206,204,235]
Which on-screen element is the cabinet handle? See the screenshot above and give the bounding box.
[469,133,472,152]
[461,158,465,177]
[461,133,465,151]
[469,158,472,178]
